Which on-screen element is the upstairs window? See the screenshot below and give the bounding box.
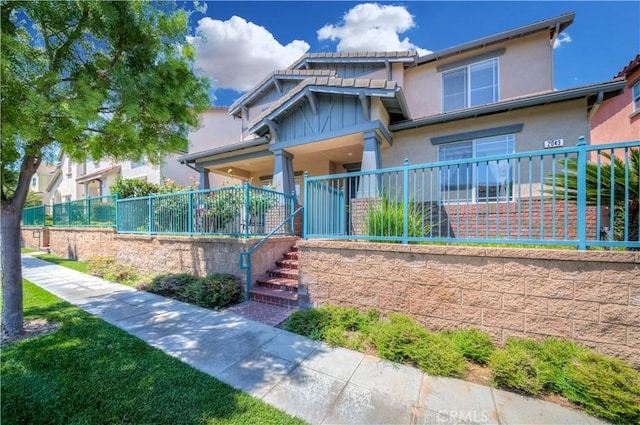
[633,82,640,112]
[443,58,499,112]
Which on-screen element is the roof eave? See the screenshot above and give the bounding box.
[416,11,575,66]
[389,78,625,132]
[177,136,270,164]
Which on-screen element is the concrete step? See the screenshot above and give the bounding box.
[256,277,298,292]
[250,286,298,308]
[284,251,299,260]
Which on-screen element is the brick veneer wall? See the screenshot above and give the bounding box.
[349,199,600,240]
[25,227,295,285]
[297,240,640,367]
[20,227,50,251]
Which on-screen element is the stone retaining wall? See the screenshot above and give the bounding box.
[21,227,295,285]
[20,227,50,251]
[297,240,640,366]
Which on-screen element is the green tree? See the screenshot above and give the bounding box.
[1,1,210,335]
[545,148,639,245]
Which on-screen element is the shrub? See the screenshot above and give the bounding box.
[281,308,332,339]
[487,335,640,425]
[563,351,640,424]
[442,328,495,364]
[281,305,379,349]
[87,256,117,278]
[181,274,240,309]
[87,256,143,286]
[146,273,199,298]
[488,338,549,395]
[368,313,466,377]
[144,273,241,309]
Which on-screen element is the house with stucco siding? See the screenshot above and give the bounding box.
[180,12,625,208]
[591,54,640,146]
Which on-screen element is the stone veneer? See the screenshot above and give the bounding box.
[297,240,640,367]
[20,227,50,251]
[22,227,295,285]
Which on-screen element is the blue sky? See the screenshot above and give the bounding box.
[185,1,640,107]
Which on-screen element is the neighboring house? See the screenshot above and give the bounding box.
[183,106,244,188]
[30,162,57,205]
[180,11,625,206]
[591,54,640,145]
[46,151,196,202]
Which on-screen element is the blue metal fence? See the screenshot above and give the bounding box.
[116,182,296,237]
[21,205,47,226]
[52,195,117,227]
[304,139,640,250]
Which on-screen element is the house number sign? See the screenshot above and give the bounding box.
[543,138,564,149]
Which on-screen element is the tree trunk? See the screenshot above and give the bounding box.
[1,209,23,335]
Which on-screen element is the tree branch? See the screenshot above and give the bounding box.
[51,6,89,71]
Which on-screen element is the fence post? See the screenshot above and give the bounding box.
[402,158,410,244]
[114,194,119,232]
[67,200,71,226]
[290,190,296,235]
[303,172,309,240]
[188,191,193,236]
[576,136,587,250]
[148,196,153,234]
[244,181,250,238]
[87,197,91,226]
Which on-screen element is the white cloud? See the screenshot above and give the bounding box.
[188,16,310,92]
[553,32,572,49]
[317,3,432,56]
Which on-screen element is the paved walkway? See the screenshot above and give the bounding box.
[21,255,606,425]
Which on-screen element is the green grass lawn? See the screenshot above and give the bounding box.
[1,280,306,425]
[20,247,37,253]
[33,253,89,273]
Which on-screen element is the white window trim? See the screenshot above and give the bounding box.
[632,81,640,113]
[438,134,515,203]
[442,58,500,113]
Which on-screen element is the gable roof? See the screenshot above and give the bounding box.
[416,11,575,66]
[247,77,403,133]
[229,69,337,115]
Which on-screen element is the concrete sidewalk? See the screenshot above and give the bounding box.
[21,255,606,425]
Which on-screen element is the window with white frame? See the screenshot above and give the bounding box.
[439,134,515,201]
[30,175,38,189]
[260,174,302,198]
[633,81,640,112]
[442,58,499,112]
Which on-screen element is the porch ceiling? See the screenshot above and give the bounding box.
[285,133,364,164]
[203,133,368,177]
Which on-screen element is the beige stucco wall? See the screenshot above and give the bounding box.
[189,108,243,153]
[403,32,554,119]
[387,99,589,167]
[297,240,640,367]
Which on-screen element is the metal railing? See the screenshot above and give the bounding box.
[21,205,48,226]
[304,138,640,250]
[240,206,303,300]
[116,182,296,237]
[52,195,117,227]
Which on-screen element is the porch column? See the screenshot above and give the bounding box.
[273,149,295,196]
[358,130,382,198]
[198,167,210,190]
